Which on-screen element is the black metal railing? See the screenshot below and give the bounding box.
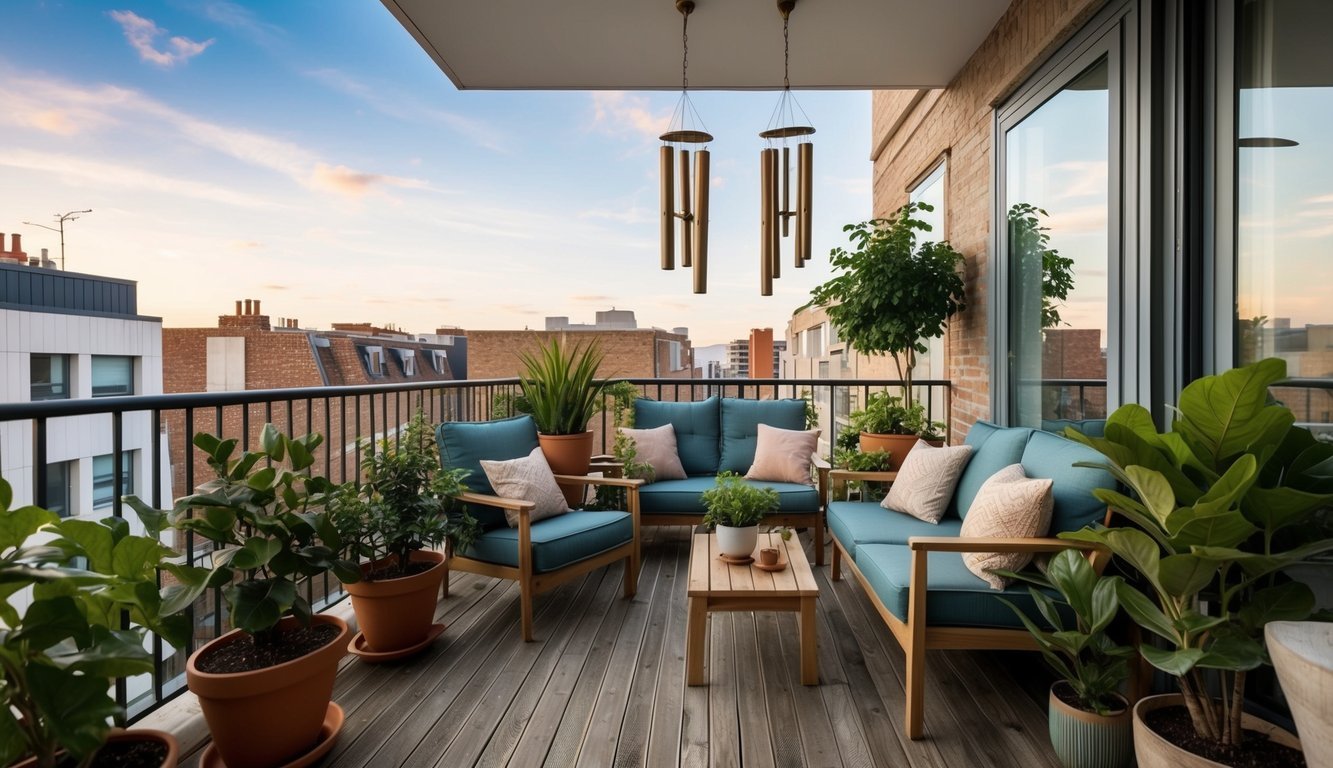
[0,376,949,722]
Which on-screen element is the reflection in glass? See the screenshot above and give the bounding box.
[1237,0,1333,433]
[909,162,948,421]
[1005,58,1110,428]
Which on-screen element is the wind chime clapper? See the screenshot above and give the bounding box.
[659,0,711,294]
[758,0,814,296]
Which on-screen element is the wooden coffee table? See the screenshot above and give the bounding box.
[686,531,820,686]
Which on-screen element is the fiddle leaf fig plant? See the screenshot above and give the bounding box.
[0,477,189,768]
[132,424,360,648]
[1061,358,1333,748]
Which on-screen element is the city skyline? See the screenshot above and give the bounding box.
[0,1,872,345]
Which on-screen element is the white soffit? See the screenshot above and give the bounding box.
[380,0,1012,91]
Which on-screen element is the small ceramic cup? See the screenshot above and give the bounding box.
[758,547,780,567]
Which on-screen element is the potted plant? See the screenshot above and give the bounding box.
[809,201,964,465]
[701,472,780,560]
[994,549,1136,768]
[832,446,893,501]
[330,410,479,659]
[0,477,188,768]
[846,391,945,468]
[136,425,361,768]
[516,336,612,506]
[1062,358,1333,767]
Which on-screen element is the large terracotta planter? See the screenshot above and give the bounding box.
[1047,684,1133,768]
[345,550,446,654]
[12,729,179,768]
[1132,693,1302,768]
[1267,621,1333,768]
[858,432,927,470]
[187,614,349,768]
[539,431,594,507]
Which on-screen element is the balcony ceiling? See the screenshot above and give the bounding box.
[380,0,1011,91]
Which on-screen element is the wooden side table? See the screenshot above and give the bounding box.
[686,531,820,686]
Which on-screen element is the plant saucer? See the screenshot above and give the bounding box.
[200,702,343,768]
[753,560,788,572]
[718,553,754,566]
[348,623,446,663]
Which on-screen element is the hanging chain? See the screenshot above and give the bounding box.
[783,14,790,90]
[682,9,690,91]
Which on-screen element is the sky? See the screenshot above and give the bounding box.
[0,1,872,346]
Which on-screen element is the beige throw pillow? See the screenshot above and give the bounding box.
[881,440,973,524]
[480,447,570,527]
[618,424,687,482]
[960,464,1055,590]
[745,424,821,486]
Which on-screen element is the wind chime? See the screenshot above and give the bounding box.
[659,0,711,294]
[758,0,814,296]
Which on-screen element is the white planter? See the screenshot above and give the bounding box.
[1267,621,1333,768]
[716,525,758,559]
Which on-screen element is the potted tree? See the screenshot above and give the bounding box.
[845,391,945,469]
[809,201,965,467]
[331,410,479,660]
[516,337,612,506]
[1,477,188,768]
[138,425,361,768]
[994,549,1135,768]
[1063,358,1333,767]
[701,472,780,561]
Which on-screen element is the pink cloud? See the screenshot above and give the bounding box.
[109,10,213,67]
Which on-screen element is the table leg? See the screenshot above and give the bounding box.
[800,596,818,685]
[687,596,707,685]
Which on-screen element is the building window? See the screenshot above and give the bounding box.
[92,452,134,510]
[431,350,450,376]
[806,325,825,358]
[91,356,134,397]
[909,158,947,390]
[817,361,830,379]
[44,461,72,518]
[30,354,70,401]
[391,349,417,376]
[358,345,386,377]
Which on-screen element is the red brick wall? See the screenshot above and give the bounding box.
[463,330,694,381]
[869,0,1106,440]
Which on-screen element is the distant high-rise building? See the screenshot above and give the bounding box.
[748,328,775,378]
[725,338,749,378]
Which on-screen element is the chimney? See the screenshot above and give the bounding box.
[253,299,261,315]
[244,299,253,315]
[235,300,243,316]
[11,234,20,253]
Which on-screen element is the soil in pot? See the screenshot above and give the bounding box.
[363,558,435,581]
[1143,706,1306,768]
[84,740,169,768]
[193,623,341,674]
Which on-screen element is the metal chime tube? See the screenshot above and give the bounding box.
[769,147,781,280]
[760,148,774,296]
[660,145,675,270]
[679,148,692,268]
[693,149,709,293]
[798,141,813,262]
[782,146,791,237]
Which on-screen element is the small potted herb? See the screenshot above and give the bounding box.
[701,472,780,560]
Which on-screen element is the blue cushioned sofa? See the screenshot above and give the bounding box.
[826,421,1115,739]
[633,396,830,565]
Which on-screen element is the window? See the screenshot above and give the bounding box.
[358,345,386,376]
[805,325,825,358]
[392,349,417,376]
[909,159,948,398]
[44,461,72,518]
[91,356,134,397]
[30,354,70,400]
[92,452,134,509]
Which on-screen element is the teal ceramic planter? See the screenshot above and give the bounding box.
[1047,684,1133,768]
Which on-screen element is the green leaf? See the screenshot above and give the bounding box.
[110,535,169,580]
[1157,554,1217,599]
[1124,465,1177,527]
[50,518,115,573]
[1141,645,1206,676]
[260,423,284,461]
[1170,510,1258,551]
[0,703,26,768]
[1197,632,1265,672]
[228,536,282,571]
[0,504,58,551]
[1045,549,1097,623]
[0,478,11,511]
[12,596,91,650]
[28,663,121,763]
[1237,581,1316,629]
[288,438,313,471]
[1174,357,1292,467]
[1087,576,1120,636]
[53,627,153,677]
[1244,485,1333,533]
[1114,582,1176,643]
[246,466,278,491]
[225,578,297,634]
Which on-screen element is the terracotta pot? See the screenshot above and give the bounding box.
[1047,684,1133,768]
[716,525,758,559]
[187,614,349,768]
[538,431,595,507]
[1267,621,1333,768]
[12,728,180,768]
[345,550,446,653]
[758,547,781,567]
[858,432,926,470]
[1132,693,1302,768]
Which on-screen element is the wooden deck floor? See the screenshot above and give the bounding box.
[173,526,1061,768]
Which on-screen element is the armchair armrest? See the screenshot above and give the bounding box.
[552,474,645,489]
[456,491,536,512]
[810,453,831,471]
[907,536,1098,553]
[829,469,899,483]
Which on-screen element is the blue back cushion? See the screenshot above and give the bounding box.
[1042,418,1107,438]
[436,415,541,529]
[718,398,808,473]
[1020,430,1115,534]
[949,421,1033,519]
[634,397,721,475]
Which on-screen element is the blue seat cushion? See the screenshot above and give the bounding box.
[948,421,1033,520]
[638,477,819,516]
[1020,430,1115,534]
[460,511,633,573]
[1041,418,1106,438]
[634,397,720,476]
[855,543,1065,628]
[718,398,808,474]
[827,501,963,558]
[436,415,541,530]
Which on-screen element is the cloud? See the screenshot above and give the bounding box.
[309,163,429,197]
[589,92,671,141]
[260,283,288,290]
[109,10,214,67]
[196,1,283,45]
